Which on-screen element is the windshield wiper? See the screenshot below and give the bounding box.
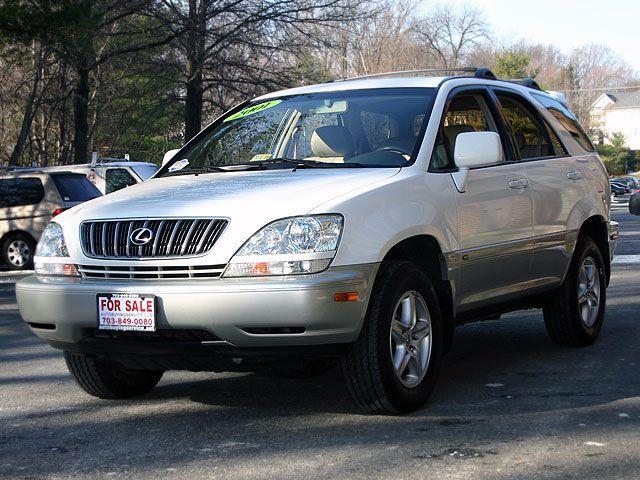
[260,158,369,169]
[164,164,264,176]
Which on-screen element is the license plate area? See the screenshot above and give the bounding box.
[97,293,156,332]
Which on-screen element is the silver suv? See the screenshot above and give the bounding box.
[16,68,618,414]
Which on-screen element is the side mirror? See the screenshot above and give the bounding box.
[451,132,503,192]
[162,148,180,167]
[630,192,640,215]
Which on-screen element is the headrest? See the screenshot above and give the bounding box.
[444,124,475,147]
[311,126,355,158]
[515,133,526,149]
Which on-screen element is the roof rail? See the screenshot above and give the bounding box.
[90,151,130,165]
[334,67,497,82]
[507,78,543,91]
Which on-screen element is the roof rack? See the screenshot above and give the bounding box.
[508,78,543,91]
[335,67,497,82]
[333,67,548,92]
[90,151,130,165]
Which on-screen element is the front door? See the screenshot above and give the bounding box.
[432,89,534,312]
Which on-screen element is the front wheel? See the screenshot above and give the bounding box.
[341,261,443,414]
[64,352,163,399]
[543,237,606,346]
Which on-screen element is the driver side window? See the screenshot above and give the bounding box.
[430,92,498,171]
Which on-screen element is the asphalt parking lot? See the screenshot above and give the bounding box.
[1,197,639,480]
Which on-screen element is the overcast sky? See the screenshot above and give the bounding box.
[445,0,640,71]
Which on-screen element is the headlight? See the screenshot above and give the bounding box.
[223,215,343,277]
[35,222,69,257]
[35,222,79,277]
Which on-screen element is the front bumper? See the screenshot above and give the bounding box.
[16,264,378,350]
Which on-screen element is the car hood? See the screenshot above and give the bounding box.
[60,168,401,264]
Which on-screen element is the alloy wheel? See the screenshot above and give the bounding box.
[577,256,601,327]
[389,290,432,388]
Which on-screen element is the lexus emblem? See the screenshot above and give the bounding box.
[130,227,154,246]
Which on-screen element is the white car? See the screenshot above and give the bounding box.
[16,68,618,414]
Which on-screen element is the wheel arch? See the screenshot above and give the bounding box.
[380,234,456,351]
[577,215,610,285]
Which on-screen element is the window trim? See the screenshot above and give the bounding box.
[428,85,514,173]
[488,87,571,163]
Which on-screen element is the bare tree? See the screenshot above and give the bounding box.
[411,4,489,69]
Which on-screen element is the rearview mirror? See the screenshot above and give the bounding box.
[630,192,640,215]
[162,148,180,167]
[451,132,503,193]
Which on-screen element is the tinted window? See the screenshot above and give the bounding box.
[496,93,555,160]
[51,173,102,202]
[105,168,136,194]
[430,93,498,171]
[532,93,595,152]
[0,177,44,208]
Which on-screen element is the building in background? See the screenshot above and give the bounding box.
[590,90,640,149]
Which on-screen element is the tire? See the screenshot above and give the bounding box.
[2,232,35,270]
[341,261,443,415]
[543,237,606,347]
[64,351,163,399]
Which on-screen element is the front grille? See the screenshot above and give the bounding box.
[80,218,227,259]
[78,264,226,280]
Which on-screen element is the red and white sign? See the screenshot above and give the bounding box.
[97,293,155,331]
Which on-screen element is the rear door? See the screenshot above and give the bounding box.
[432,87,534,312]
[492,89,583,286]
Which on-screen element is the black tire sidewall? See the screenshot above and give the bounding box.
[373,263,443,413]
[2,233,35,270]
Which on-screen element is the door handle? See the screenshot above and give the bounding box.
[567,171,583,181]
[508,179,529,189]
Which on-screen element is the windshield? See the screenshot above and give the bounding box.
[158,88,435,176]
[132,164,159,180]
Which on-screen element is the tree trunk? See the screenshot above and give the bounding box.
[9,45,44,166]
[73,67,90,164]
[184,0,207,141]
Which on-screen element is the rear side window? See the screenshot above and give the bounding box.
[532,93,595,152]
[51,173,102,202]
[105,168,137,194]
[495,93,557,160]
[0,177,44,207]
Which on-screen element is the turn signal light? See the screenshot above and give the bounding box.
[52,208,68,217]
[333,292,360,302]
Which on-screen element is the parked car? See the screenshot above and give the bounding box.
[17,68,618,414]
[610,181,627,196]
[0,171,101,269]
[13,160,158,195]
[612,177,636,191]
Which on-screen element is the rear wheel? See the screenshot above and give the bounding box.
[543,237,606,346]
[64,351,163,399]
[341,261,443,414]
[2,233,35,270]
